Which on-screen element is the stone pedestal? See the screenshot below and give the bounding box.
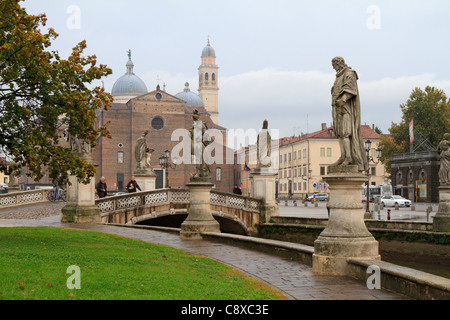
[312,165,380,275]
[61,174,100,223]
[252,167,279,223]
[433,186,450,232]
[180,178,221,240]
[134,169,157,191]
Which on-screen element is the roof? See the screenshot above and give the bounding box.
[202,39,216,58]
[175,82,205,107]
[111,57,148,96]
[277,125,380,147]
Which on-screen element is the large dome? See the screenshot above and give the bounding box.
[111,57,148,96]
[175,82,204,107]
[201,39,215,58]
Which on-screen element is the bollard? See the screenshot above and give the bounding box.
[285,200,288,206]
[394,203,399,210]
[293,200,297,207]
[380,203,384,210]
[304,202,308,207]
[387,209,391,220]
[411,205,415,211]
[314,202,318,207]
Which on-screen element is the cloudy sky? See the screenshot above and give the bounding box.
[23,0,450,144]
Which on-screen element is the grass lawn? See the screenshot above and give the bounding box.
[0,227,286,300]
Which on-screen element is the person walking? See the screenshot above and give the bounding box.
[233,184,242,195]
[96,176,107,198]
[126,176,142,193]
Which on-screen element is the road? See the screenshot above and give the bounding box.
[278,200,438,222]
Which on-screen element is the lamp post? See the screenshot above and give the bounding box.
[159,149,177,188]
[364,139,382,215]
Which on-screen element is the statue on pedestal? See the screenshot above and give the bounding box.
[257,120,272,168]
[438,133,450,185]
[135,130,154,170]
[330,56,368,172]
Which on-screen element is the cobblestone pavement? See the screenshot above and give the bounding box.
[0,203,409,300]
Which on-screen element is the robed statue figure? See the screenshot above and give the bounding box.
[331,56,368,172]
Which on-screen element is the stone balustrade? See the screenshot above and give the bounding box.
[0,189,51,208]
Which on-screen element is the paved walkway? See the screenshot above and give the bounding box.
[0,204,409,300]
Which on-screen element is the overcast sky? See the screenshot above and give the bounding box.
[23,0,450,144]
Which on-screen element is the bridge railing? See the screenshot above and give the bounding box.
[0,189,51,208]
[95,188,262,215]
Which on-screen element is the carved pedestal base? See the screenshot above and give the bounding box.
[61,174,100,223]
[252,168,279,223]
[180,178,220,240]
[433,186,450,232]
[312,165,380,275]
[134,169,157,191]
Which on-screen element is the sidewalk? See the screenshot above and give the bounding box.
[0,213,409,300]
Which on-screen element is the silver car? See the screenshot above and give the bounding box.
[381,195,411,207]
[308,193,329,202]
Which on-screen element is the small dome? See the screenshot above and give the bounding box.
[111,53,148,96]
[175,82,204,107]
[202,39,215,58]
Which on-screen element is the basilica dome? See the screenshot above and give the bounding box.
[175,82,204,107]
[111,57,148,96]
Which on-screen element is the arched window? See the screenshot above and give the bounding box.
[212,73,216,82]
[215,167,222,181]
[419,169,427,183]
[408,170,414,185]
[205,73,209,82]
[396,170,402,185]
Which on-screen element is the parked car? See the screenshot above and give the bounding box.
[380,195,411,207]
[307,193,329,202]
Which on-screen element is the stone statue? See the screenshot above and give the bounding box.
[135,130,154,170]
[438,133,450,185]
[257,119,272,168]
[68,133,91,156]
[190,109,211,179]
[330,56,368,172]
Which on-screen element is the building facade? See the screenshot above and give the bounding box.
[390,151,440,202]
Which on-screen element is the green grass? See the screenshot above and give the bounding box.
[0,227,285,300]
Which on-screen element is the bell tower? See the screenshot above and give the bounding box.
[198,38,219,124]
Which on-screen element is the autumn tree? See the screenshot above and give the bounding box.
[0,0,112,186]
[379,86,450,176]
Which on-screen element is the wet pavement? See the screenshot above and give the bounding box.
[0,202,410,300]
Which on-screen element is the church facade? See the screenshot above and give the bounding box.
[93,41,235,193]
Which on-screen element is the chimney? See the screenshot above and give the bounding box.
[321,123,327,130]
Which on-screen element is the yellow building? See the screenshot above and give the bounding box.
[277,123,386,199]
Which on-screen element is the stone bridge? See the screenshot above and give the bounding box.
[0,188,265,235]
[96,189,262,235]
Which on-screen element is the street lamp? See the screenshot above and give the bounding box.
[364,139,382,215]
[159,149,177,188]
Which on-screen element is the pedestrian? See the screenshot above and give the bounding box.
[96,176,107,198]
[126,176,142,193]
[233,184,242,195]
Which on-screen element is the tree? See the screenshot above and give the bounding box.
[0,0,112,186]
[379,86,450,177]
